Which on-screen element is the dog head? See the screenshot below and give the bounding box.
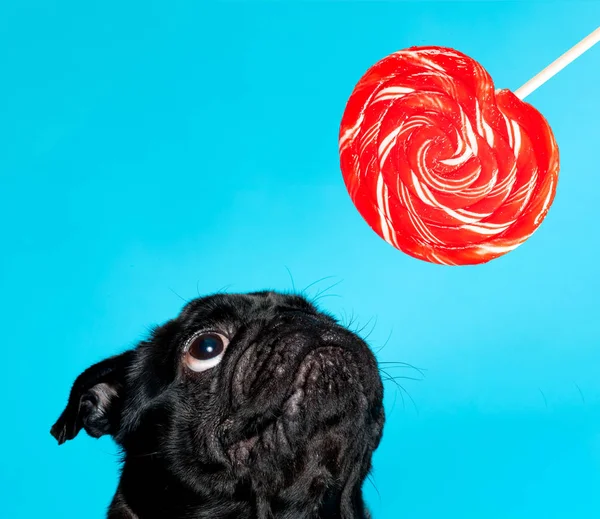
[51,291,385,518]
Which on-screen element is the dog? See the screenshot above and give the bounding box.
[51,291,385,518]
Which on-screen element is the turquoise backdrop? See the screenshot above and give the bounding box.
[1,1,599,517]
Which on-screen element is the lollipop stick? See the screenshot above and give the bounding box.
[515,26,600,100]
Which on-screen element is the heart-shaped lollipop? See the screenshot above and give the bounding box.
[339,27,599,265]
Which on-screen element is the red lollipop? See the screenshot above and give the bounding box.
[340,28,600,265]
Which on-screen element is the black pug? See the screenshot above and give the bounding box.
[51,291,385,519]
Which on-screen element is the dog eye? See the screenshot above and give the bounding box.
[184,332,230,373]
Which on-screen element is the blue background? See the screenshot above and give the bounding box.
[1,1,599,517]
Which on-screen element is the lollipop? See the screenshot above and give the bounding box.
[340,27,600,265]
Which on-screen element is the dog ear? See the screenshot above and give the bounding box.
[50,350,134,445]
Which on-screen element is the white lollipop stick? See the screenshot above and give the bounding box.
[515,26,600,100]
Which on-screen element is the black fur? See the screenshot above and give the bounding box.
[51,291,385,518]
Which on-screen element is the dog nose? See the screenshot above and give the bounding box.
[283,345,368,415]
[226,310,377,414]
[294,346,357,391]
[219,317,380,454]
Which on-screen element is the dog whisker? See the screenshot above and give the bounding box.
[372,328,394,355]
[308,279,345,306]
[380,374,423,382]
[339,309,358,330]
[169,287,189,304]
[311,293,343,303]
[284,266,297,293]
[301,275,339,294]
[354,315,378,340]
[366,473,382,504]
[378,361,427,378]
[538,388,548,408]
[388,378,400,416]
[131,451,162,459]
[379,368,419,414]
[575,383,586,404]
